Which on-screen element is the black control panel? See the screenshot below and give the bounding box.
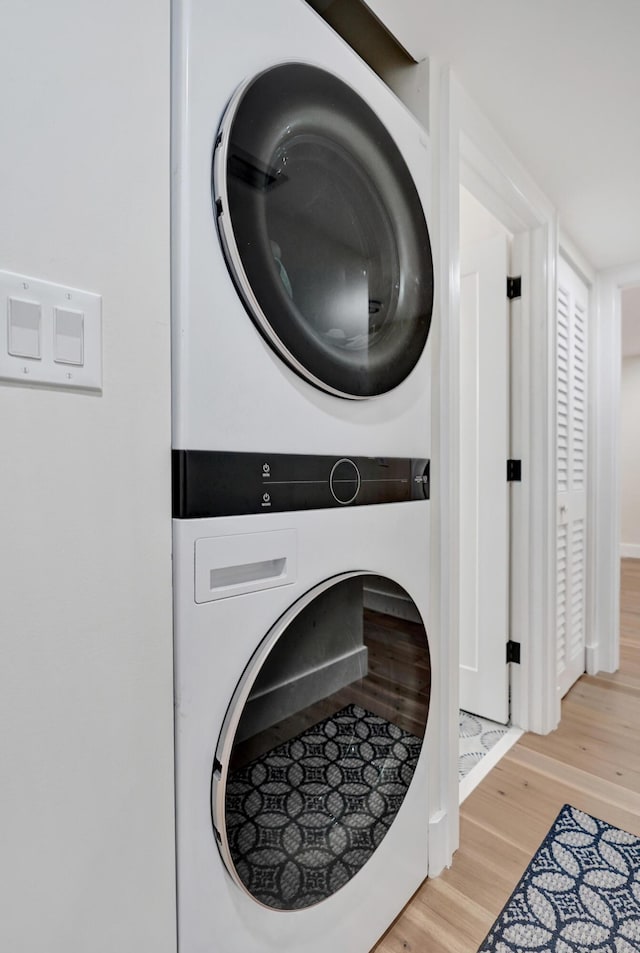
[172,451,430,518]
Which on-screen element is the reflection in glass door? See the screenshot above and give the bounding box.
[213,574,431,910]
[214,63,434,397]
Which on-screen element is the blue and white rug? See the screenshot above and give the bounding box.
[459,710,509,781]
[478,804,640,952]
[225,703,422,910]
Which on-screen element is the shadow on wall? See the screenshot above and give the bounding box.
[304,0,429,128]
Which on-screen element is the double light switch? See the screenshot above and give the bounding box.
[1,270,101,390]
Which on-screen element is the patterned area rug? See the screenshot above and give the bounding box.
[459,710,509,780]
[225,703,422,910]
[478,804,640,952]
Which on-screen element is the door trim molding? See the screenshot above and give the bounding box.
[560,229,596,287]
[439,69,558,742]
[591,261,640,674]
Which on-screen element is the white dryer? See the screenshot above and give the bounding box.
[173,452,440,953]
[172,0,435,457]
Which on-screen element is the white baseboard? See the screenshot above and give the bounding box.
[458,726,523,805]
[586,641,600,676]
[427,809,451,876]
[238,645,368,742]
[620,543,640,559]
[363,584,421,623]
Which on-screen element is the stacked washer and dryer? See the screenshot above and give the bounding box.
[171,1,445,951]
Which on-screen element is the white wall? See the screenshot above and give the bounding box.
[0,4,175,952]
[621,285,640,356]
[459,186,513,248]
[620,356,640,555]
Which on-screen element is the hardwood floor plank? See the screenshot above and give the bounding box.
[518,726,640,789]
[437,820,529,912]
[506,745,640,825]
[370,558,640,953]
[413,880,495,949]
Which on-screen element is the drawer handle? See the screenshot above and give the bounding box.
[209,557,286,591]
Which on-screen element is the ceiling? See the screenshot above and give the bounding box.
[378,0,640,272]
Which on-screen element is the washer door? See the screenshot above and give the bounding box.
[213,63,434,398]
[212,573,431,910]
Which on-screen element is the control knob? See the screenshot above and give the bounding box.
[330,458,361,505]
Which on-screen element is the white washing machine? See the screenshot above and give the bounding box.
[172,0,435,457]
[173,453,441,953]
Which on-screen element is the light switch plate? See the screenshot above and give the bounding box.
[0,270,102,391]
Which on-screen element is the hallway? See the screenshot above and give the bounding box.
[372,559,640,952]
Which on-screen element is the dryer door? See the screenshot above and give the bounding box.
[213,63,433,399]
[212,572,431,910]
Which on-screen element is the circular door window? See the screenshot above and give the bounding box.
[212,573,431,910]
[213,63,434,398]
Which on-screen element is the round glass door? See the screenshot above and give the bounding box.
[213,63,434,398]
[212,573,431,910]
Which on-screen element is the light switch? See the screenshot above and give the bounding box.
[0,270,101,390]
[54,308,84,365]
[8,297,41,359]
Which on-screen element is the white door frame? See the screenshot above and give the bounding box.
[591,260,640,675]
[438,67,559,758]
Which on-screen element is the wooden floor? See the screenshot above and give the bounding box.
[371,558,640,953]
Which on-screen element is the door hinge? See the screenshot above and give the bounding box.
[507,276,522,300]
[507,459,522,482]
[506,640,521,664]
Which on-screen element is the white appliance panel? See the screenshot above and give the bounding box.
[173,503,438,953]
[172,0,433,456]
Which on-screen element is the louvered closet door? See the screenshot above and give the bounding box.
[557,256,588,698]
